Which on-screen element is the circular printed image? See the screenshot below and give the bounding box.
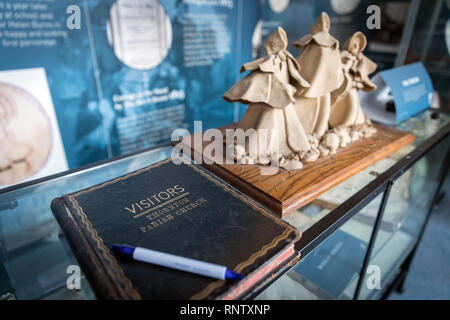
[0,82,52,186]
[107,0,173,70]
[269,0,290,13]
[331,0,360,15]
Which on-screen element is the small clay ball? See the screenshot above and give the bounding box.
[302,149,320,162]
[321,132,339,150]
[278,156,287,167]
[285,159,303,170]
[338,130,351,147]
[307,135,319,148]
[238,156,254,165]
[350,131,361,142]
[362,125,377,138]
[234,144,246,158]
[258,155,271,165]
[318,145,330,157]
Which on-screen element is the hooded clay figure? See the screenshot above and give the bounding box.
[223,27,312,169]
[329,32,377,128]
[292,12,344,137]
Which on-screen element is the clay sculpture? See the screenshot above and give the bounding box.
[222,13,377,169]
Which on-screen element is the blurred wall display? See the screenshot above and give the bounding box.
[0,0,259,181]
[106,0,173,70]
[254,0,411,75]
[0,0,423,186]
[404,0,450,112]
[0,68,68,188]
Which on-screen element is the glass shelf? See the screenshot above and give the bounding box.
[0,147,172,300]
[257,194,383,300]
[0,110,449,300]
[357,135,450,300]
[284,110,449,235]
[258,111,450,300]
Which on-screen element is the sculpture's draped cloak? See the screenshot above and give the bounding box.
[290,13,344,138]
[223,51,309,109]
[330,32,377,127]
[293,13,343,98]
[223,27,312,157]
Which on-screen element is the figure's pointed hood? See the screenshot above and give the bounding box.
[294,12,339,49]
[239,27,306,77]
[239,27,290,73]
[342,31,367,53]
[310,12,330,34]
[264,27,288,55]
[342,32,377,92]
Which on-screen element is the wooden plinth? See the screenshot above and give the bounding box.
[175,124,415,217]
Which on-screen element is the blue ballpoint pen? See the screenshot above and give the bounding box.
[112,244,244,281]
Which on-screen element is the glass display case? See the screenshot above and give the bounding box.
[256,110,450,300]
[0,147,172,300]
[0,110,449,300]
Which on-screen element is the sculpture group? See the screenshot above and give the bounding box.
[223,12,377,169]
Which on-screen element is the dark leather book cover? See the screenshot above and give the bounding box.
[51,159,301,300]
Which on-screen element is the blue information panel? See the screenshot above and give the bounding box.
[381,62,434,123]
[360,62,434,124]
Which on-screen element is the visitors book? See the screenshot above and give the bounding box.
[51,159,301,299]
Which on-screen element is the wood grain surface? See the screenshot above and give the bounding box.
[175,123,415,217]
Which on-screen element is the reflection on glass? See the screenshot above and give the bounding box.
[0,110,449,300]
[0,146,171,299]
[258,194,384,300]
[404,1,450,111]
[285,110,449,234]
[261,112,449,300]
[357,135,450,299]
